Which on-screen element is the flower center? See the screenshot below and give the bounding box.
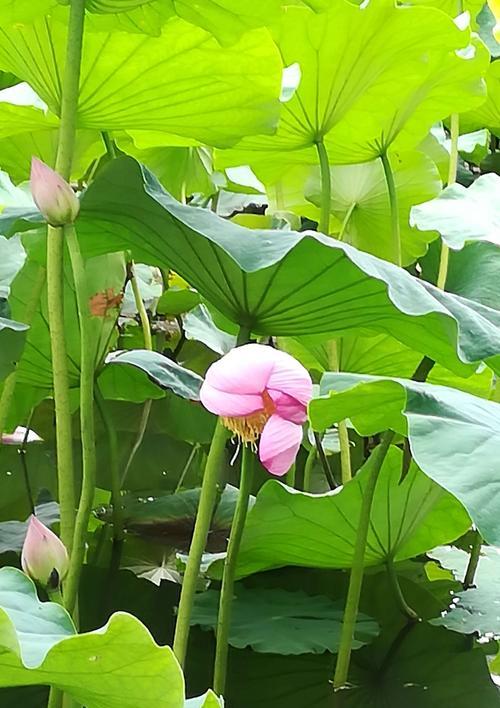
[222,390,275,444]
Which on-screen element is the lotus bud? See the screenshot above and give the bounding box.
[21,515,69,590]
[30,157,80,227]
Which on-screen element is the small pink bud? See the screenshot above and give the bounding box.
[30,157,80,227]
[1,426,42,445]
[21,515,69,589]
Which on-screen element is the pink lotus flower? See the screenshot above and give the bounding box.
[30,157,80,226]
[21,515,69,589]
[200,344,312,476]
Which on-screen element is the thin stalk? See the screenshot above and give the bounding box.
[46,586,65,708]
[386,557,419,621]
[95,389,123,543]
[173,419,229,666]
[313,431,337,490]
[0,374,17,438]
[63,224,96,616]
[130,263,153,350]
[120,400,152,487]
[437,113,459,290]
[303,445,316,493]
[338,202,356,241]
[175,444,201,494]
[315,139,331,235]
[101,131,116,159]
[213,445,254,695]
[380,150,401,266]
[333,430,395,689]
[47,0,86,559]
[120,261,154,487]
[463,530,482,589]
[328,340,351,484]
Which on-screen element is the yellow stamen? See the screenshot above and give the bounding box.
[222,390,275,444]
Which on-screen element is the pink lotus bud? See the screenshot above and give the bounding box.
[30,157,80,226]
[1,426,42,445]
[21,515,69,589]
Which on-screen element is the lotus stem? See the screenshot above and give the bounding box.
[173,419,229,666]
[315,139,331,235]
[437,113,460,290]
[333,431,395,690]
[380,150,401,266]
[463,529,482,589]
[63,224,96,617]
[386,557,419,621]
[213,444,254,695]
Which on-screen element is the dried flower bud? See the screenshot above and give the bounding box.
[21,515,69,589]
[30,157,80,227]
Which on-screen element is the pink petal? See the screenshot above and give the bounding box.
[1,426,43,445]
[200,382,264,417]
[203,343,278,396]
[267,390,307,424]
[265,349,312,407]
[259,414,303,476]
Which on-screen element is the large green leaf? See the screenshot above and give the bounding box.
[230,446,469,579]
[191,586,379,654]
[9,246,125,389]
[0,567,184,707]
[306,150,441,265]
[0,11,282,147]
[70,157,500,376]
[430,545,500,637]
[411,173,500,250]
[310,373,500,545]
[462,59,500,136]
[216,1,487,167]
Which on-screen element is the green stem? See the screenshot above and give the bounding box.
[130,263,153,350]
[46,0,86,560]
[213,445,254,695]
[333,431,395,689]
[0,373,17,438]
[313,431,337,490]
[328,340,351,484]
[101,131,116,159]
[173,419,229,666]
[120,399,152,487]
[303,445,316,493]
[437,113,459,290]
[386,557,419,621]
[380,150,401,266]
[315,139,331,235]
[63,224,96,617]
[95,388,123,543]
[46,585,66,708]
[175,444,201,494]
[463,530,482,589]
[285,463,296,488]
[338,202,356,241]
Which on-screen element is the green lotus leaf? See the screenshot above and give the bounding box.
[0,10,282,147]
[191,586,379,654]
[0,315,28,382]
[231,446,469,579]
[216,1,487,171]
[0,567,184,707]
[310,372,500,545]
[462,59,500,136]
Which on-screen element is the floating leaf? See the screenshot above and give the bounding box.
[191,586,379,654]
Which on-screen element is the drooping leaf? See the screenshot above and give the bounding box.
[105,350,204,400]
[306,150,441,265]
[0,567,185,708]
[229,446,469,579]
[191,586,379,654]
[183,305,236,355]
[0,11,282,147]
[310,373,500,545]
